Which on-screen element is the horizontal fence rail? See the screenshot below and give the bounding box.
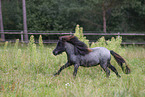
[0,31,145,44]
[1,32,145,35]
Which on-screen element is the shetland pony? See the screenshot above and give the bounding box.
[53,35,130,77]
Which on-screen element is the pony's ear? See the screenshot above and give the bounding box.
[59,36,67,42]
[62,37,67,42]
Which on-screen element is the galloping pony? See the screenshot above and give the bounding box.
[53,35,130,78]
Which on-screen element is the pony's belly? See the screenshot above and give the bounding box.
[80,59,100,67]
[80,63,99,67]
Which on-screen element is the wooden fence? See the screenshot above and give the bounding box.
[0,31,145,44]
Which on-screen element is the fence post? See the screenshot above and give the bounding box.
[118,32,120,38]
[21,31,24,42]
[22,0,28,43]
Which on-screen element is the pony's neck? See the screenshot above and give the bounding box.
[65,42,75,56]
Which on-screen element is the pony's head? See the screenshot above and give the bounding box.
[53,35,74,55]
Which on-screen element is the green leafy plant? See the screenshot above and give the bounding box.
[90,36,123,52]
[4,41,8,50]
[39,35,44,51]
[27,35,38,65]
[91,36,107,48]
[28,35,35,52]
[14,39,19,50]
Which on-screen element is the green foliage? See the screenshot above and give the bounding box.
[74,25,89,47]
[91,36,123,52]
[91,36,107,48]
[26,0,82,31]
[27,35,38,67]
[39,35,44,51]
[2,0,22,30]
[28,35,35,52]
[106,36,122,51]
[14,49,22,69]
[2,0,145,32]
[1,41,8,70]
[14,39,19,50]
[4,41,8,50]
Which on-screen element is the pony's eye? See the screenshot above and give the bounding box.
[58,41,64,47]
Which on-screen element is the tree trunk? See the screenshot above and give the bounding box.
[22,0,28,43]
[102,4,106,33]
[0,0,5,41]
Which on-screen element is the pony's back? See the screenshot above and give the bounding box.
[86,47,111,61]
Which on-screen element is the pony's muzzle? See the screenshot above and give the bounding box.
[53,49,61,55]
[53,50,58,55]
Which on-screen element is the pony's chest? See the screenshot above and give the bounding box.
[68,55,80,63]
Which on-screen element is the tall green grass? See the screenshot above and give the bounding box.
[0,40,144,97]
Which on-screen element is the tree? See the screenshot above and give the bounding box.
[22,0,28,42]
[26,0,85,31]
[1,0,145,33]
[83,0,124,32]
[2,0,22,30]
[111,0,145,32]
[0,0,5,41]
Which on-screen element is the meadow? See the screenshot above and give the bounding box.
[0,38,145,97]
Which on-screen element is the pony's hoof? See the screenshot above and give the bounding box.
[54,73,58,77]
[117,75,121,78]
[73,76,76,79]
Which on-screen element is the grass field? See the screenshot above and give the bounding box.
[0,42,145,97]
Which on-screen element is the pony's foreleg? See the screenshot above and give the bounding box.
[54,62,71,76]
[73,64,80,77]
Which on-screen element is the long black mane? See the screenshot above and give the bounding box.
[65,36,90,55]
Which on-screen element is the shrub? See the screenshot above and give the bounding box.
[90,36,123,52]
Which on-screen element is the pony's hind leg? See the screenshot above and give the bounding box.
[100,62,110,78]
[108,63,121,78]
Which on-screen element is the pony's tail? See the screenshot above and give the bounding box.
[110,50,131,74]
